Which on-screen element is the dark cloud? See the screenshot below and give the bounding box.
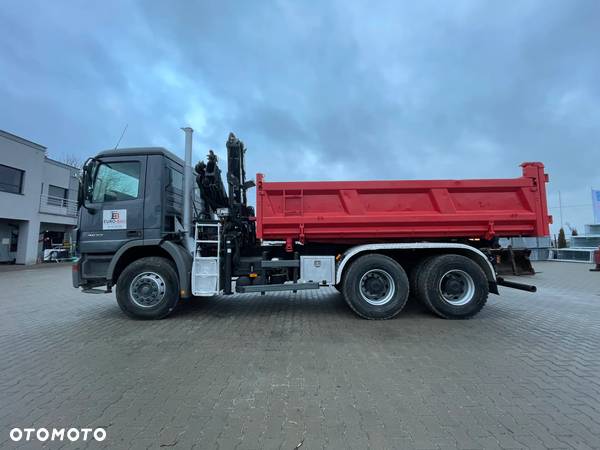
[1,0,599,233]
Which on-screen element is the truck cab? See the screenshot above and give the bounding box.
[73,148,196,317]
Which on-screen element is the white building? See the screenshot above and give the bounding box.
[0,130,79,264]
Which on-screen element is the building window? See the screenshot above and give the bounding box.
[47,185,68,206]
[0,164,24,194]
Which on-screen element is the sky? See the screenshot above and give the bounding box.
[1,0,599,235]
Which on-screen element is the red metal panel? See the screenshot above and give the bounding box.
[255,163,551,244]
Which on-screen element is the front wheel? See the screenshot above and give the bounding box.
[116,257,179,319]
[416,254,488,319]
[342,254,409,319]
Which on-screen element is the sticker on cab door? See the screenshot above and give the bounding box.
[102,209,127,230]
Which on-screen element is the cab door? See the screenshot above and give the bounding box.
[79,156,146,254]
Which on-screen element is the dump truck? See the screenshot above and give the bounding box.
[72,128,551,320]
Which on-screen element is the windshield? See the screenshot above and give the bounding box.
[91,161,140,202]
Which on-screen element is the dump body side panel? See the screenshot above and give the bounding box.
[256,162,550,243]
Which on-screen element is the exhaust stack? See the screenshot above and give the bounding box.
[181,127,195,254]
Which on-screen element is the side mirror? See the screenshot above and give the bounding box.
[78,158,98,214]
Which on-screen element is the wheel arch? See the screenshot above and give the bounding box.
[336,243,498,294]
[107,240,193,297]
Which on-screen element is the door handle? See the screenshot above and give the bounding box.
[127,230,141,238]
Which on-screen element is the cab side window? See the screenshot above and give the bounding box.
[92,162,140,202]
[167,167,184,191]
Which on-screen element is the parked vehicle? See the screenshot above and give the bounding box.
[43,245,69,262]
[72,128,550,319]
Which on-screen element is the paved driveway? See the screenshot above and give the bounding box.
[0,261,599,449]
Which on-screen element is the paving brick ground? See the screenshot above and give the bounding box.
[0,261,599,449]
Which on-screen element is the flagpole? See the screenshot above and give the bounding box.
[558,191,563,229]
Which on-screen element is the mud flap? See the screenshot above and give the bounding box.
[491,247,535,276]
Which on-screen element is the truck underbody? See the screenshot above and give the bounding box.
[73,129,550,320]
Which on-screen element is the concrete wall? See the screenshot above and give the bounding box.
[0,220,19,263]
[0,131,46,263]
[0,130,78,264]
[0,133,45,221]
[39,158,80,226]
[42,158,79,203]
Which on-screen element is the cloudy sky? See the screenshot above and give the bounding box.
[1,0,599,234]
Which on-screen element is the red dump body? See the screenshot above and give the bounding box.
[255,162,551,245]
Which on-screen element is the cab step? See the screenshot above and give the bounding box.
[82,287,112,294]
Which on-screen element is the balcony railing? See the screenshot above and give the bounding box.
[39,195,78,217]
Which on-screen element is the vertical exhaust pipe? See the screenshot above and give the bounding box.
[181,127,194,254]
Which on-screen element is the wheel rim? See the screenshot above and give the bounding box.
[359,269,396,305]
[129,272,166,308]
[438,269,475,306]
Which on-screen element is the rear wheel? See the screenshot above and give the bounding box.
[409,256,434,298]
[116,257,179,319]
[342,254,409,319]
[416,254,488,319]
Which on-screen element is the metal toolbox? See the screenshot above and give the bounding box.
[300,255,335,285]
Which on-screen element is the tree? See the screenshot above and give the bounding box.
[557,228,567,248]
[565,222,578,237]
[59,153,84,169]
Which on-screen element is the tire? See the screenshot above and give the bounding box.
[409,256,434,299]
[416,254,488,319]
[116,257,179,320]
[342,254,409,319]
